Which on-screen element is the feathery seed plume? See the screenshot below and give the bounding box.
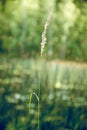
[40,12,52,56]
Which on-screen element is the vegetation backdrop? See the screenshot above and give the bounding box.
[0,0,87,130]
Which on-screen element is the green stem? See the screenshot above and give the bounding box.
[38,100,40,130]
[29,93,33,114]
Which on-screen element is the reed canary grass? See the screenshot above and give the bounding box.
[40,12,52,56]
[37,12,53,130]
[29,12,52,130]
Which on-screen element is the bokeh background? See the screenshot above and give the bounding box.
[0,0,87,130]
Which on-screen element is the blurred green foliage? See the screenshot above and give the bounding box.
[0,58,87,130]
[0,0,87,130]
[0,0,87,61]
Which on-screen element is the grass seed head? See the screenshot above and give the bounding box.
[40,12,52,56]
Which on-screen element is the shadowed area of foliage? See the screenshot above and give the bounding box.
[0,59,87,130]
